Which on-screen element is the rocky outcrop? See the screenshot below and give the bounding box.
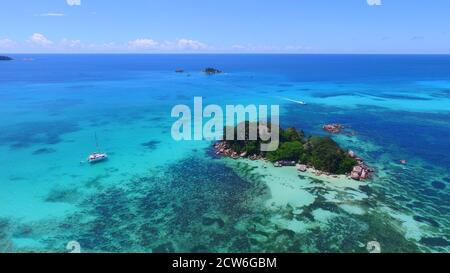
[323,123,358,136]
[0,56,13,61]
[349,151,373,181]
[203,67,222,75]
[348,150,356,158]
[214,141,262,160]
[296,164,307,172]
[323,123,345,134]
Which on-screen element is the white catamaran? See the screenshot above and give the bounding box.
[87,133,108,163]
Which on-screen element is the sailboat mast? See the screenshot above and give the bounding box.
[95,132,99,150]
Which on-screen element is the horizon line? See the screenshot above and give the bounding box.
[3,52,450,56]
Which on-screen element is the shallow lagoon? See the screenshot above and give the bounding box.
[0,55,449,252]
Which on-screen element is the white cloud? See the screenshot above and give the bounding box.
[6,35,313,53]
[231,44,311,52]
[61,39,83,48]
[0,38,15,48]
[367,0,382,6]
[284,45,311,51]
[29,33,53,46]
[126,38,208,51]
[176,39,207,50]
[66,0,81,6]
[128,38,159,49]
[38,13,65,17]
[231,44,247,50]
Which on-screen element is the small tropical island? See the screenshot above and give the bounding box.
[203,67,222,75]
[214,122,372,180]
[0,55,13,61]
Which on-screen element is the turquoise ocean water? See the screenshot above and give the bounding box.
[0,54,449,252]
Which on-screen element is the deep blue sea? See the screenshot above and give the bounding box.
[0,54,449,252]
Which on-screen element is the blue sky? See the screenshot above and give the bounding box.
[1,0,449,53]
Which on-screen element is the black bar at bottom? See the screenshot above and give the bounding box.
[0,253,445,272]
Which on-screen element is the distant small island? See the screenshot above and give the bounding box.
[0,56,13,61]
[214,122,372,180]
[203,67,222,75]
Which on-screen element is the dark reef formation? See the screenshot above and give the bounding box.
[141,140,161,151]
[0,154,425,253]
[32,148,56,155]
